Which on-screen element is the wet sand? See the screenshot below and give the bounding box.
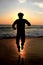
[0,38,43,65]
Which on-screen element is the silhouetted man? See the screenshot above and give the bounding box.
[12,13,31,52]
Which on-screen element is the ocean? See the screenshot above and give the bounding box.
[0,25,43,38]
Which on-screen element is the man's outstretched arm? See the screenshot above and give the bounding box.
[12,21,17,29]
[25,20,31,26]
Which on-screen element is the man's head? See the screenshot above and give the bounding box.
[18,13,24,19]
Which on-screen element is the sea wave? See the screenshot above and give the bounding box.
[0,25,43,38]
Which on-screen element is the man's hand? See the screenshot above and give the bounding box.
[13,27,16,30]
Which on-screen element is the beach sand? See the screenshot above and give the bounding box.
[0,38,43,65]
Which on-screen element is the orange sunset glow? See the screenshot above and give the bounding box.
[0,0,43,25]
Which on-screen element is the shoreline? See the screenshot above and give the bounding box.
[0,36,43,39]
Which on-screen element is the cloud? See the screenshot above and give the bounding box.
[18,0,26,3]
[0,0,43,3]
[0,0,16,3]
[35,11,43,15]
[34,2,43,8]
[37,11,43,14]
[27,0,43,2]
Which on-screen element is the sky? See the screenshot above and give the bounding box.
[0,0,43,25]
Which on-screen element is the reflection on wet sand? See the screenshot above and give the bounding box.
[0,38,43,65]
[17,52,43,65]
[16,55,24,65]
